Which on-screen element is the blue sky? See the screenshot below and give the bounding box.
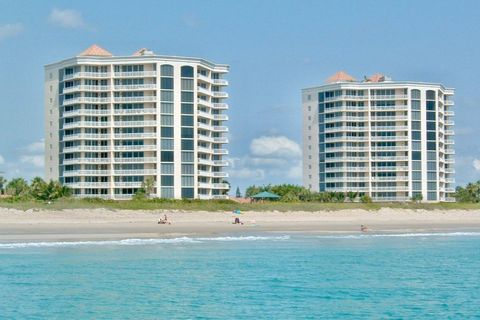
[1,0,480,193]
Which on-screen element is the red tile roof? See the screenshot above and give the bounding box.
[78,44,113,57]
[326,71,356,83]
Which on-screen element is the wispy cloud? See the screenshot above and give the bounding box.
[473,159,480,171]
[0,23,23,41]
[250,135,302,158]
[0,154,5,166]
[48,8,86,29]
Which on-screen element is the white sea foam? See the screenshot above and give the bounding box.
[318,232,480,239]
[0,235,290,249]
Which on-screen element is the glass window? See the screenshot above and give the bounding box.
[160,65,173,77]
[412,141,421,150]
[181,103,194,114]
[161,175,174,186]
[161,151,174,162]
[412,111,421,120]
[161,103,173,114]
[181,79,194,91]
[427,122,436,131]
[427,161,437,170]
[181,127,194,138]
[412,131,421,140]
[427,112,436,121]
[161,115,173,126]
[412,171,422,180]
[426,90,435,100]
[161,77,173,89]
[427,132,436,141]
[412,161,421,170]
[181,139,194,150]
[181,66,194,78]
[161,127,173,137]
[411,100,421,110]
[427,142,436,150]
[412,181,422,190]
[426,101,435,111]
[181,176,194,187]
[181,187,194,198]
[161,139,174,150]
[181,152,194,162]
[412,151,421,161]
[161,187,174,198]
[181,164,194,174]
[427,182,437,191]
[411,121,421,130]
[181,115,193,126]
[427,152,436,161]
[427,172,436,180]
[161,163,174,174]
[411,89,421,100]
[181,91,194,102]
[161,90,174,102]
[427,192,437,201]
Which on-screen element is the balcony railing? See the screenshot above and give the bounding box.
[114,84,157,90]
[370,94,408,100]
[114,121,157,127]
[63,170,110,176]
[62,109,110,117]
[113,145,156,151]
[62,158,111,164]
[114,157,157,163]
[62,97,111,105]
[63,72,110,80]
[113,169,157,175]
[113,108,157,115]
[63,85,111,93]
[63,121,111,129]
[62,133,110,140]
[113,71,157,77]
[113,96,157,103]
[113,132,156,139]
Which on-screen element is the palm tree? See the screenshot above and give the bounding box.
[141,177,155,198]
[0,176,6,195]
[347,191,358,202]
[6,178,30,197]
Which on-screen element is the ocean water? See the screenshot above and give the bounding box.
[1,233,479,319]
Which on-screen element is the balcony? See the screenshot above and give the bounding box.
[114,157,157,163]
[113,145,156,151]
[62,109,110,117]
[372,196,410,202]
[370,126,409,131]
[325,126,367,133]
[63,72,110,80]
[325,157,368,162]
[370,136,409,141]
[212,91,228,98]
[325,146,368,152]
[445,100,454,106]
[62,133,110,140]
[198,170,228,178]
[63,170,110,176]
[213,103,229,110]
[371,146,409,151]
[113,169,157,175]
[62,145,110,152]
[445,111,454,116]
[213,183,229,189]
[324,116,366,123]
[370,116,409,121]
[370,94,408,100]
[324,177,368,183]
[445,130,454,135]
[113,96,157,103]
[113,71,157,77]
[62,97,111,106]
[323,95,367,102]
[64,182,110,188]
[371,186,409,192]
[113,108,157,115]
[371,176,409,181]
[114,121,157,127]
[324,136,368,142]
[325,167,367,173]
[114,132,156,139]
[63,158,111,165]
[371,166,409,172]
[114,84,157,90]
[371,156,409,161]
[444,120,454,126]
[63,121,111,129]
[114,181,143,187]
[63,85,111,93]
[370,105,409,111]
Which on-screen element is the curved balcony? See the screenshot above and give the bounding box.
[371,166,409,172]
[113,96,157,103]
[62,109,110,117]
[62,133,110,141]
[114,132,156,139]
[113,145,156,151]
[113,71,157,77]
[63,170,110,177]
[63,85,111,93]
[114,157,157,163]
[62,97,111,106]
[64,182,111,188]
[114,84,157,90]
[63,72,110,80]
[113,108,157,115]
[62,158,111,165]
[114,181,143,187]
[113,169,157,175]
[63,121,111,129]
[114,121,157,127]
[370,94,408,100]
[62,145,110,152]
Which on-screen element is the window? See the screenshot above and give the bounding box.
[427,192,437,201]
[426,101,435,111]
[411,89,421,100]
[412,181,422,190]
[181,79,194,91]
[427,142,436,150]
[161,78,173,89]
[161,187,174,198]
[161,90,174,102]
[161,175,174,186]
[427,132,436,141]
[181,152,194,162]
[427,112,435,121]
[181,127,194,138]
[412,161,421,170]
[412,141,421,150]
[181,187,194,198]
[427,152,436,161]
[426,90,435,100]
[412,151,421,161]
[161,103,174,114]
[161,65,174,77]
[427,122,436,131]
[181,139,194,150]
[427,172,436,180]
[181,66,194,78]
[161,127,173,137]
[412,171,422,180]
[161,115,174,126]
[412,131,421,140]
[412,111,421,120]
[181,103,193,114]
[161,139,174,150]
[427,182,437,191]
[161,163,174,174]
[181,91,194,102]
[181,164,194,174]
[181,176,194,187]
[161,151,174,162]
[427,162,437,170]
[411,100,421,110]
[411,121,421,130]
[181,115,194,126]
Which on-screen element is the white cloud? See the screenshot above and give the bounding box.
[49,8,86,29]
[23,139,45,153]
[229,168,265,180]
[0,23,23,40]
[250,136,302,158]
[0,154,4,165]
[473,159,480,171]
[286,161,303,179]
[20,155,44,168]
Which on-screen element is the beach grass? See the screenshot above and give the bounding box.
[1,197,480,212]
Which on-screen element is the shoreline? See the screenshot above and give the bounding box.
[2,208,480,243]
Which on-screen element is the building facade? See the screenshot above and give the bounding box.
[303,72,455,202]
[45,45,229,200]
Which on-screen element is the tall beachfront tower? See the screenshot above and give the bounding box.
[302,72,455,202]
[45,45,229,200]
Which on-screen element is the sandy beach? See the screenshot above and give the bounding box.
[1,208,480,242]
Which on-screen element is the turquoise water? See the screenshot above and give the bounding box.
[1,233,480,319]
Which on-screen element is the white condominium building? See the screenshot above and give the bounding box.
[302,72,455,202]
[45,45,229,200]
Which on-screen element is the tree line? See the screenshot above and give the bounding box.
[0,176,71,201]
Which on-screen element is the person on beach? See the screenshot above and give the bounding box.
[233,217,243,225]
[158,214,171,225]
[360,225,368,232]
